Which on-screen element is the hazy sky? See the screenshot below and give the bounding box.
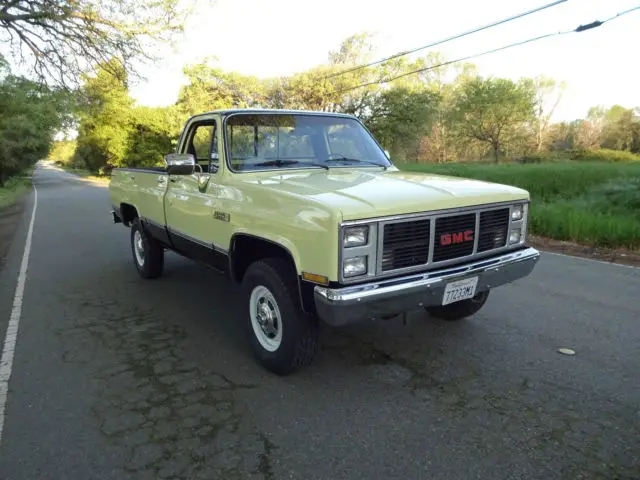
[98,1,640,121]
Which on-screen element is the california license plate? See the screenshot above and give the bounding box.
[442,277,479,305]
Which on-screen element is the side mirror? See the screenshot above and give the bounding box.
[164,153,195,175]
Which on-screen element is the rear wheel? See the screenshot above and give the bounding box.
[426,290,490,321]
[242,258,318,375]
[130,218,164,279]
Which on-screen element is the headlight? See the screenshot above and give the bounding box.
[509,229,522,244]
[511,205,524,221]
[343,256,367,277]
[343,226,369,247]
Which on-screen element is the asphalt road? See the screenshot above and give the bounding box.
[0,163,638,480]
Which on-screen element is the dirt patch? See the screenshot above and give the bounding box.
[0,197,26,272]
[529,235,640,268]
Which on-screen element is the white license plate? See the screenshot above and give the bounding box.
[442,277,479,305]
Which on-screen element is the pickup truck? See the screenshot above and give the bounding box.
[110,109,540,375]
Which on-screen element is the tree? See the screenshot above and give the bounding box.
[176,62,265,117]
[0,59,67,184]
[73,59,134,173]
[0,0,190,87]
[601,105,637,151]
[527,76,565,151]
[452,77,535,162]
[125,106,176,167]
[363,86,439,161]
[573,106,605,149]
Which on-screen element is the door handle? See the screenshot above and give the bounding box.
[129,175,135,180]
[157,177,166,183]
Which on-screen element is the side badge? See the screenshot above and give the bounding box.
[214,211,230,222]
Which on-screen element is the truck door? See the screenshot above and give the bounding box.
[165,117,226,270]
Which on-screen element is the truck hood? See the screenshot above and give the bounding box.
[240,168,529,221]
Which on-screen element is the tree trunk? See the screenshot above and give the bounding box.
[492,143,500,163]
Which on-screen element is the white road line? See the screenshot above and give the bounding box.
[0,179,38,445]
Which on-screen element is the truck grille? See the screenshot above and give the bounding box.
[477,208,509,252]
[378,206,514,274]
[381,220,430,271]
[432,213,476,262]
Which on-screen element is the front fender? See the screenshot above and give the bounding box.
[228,194,341,281]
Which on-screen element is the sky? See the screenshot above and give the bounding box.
[127,0,640,121]
[31,1,640,122]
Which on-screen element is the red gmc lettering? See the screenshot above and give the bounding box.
[440,230,474,246]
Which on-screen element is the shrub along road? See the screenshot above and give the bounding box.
[0,164,638,479]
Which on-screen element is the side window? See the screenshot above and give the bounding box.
[187,122,219,172]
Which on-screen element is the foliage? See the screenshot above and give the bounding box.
[126,106,177,167]
[0,174,32,209]
[0,62,68,185]
[570,148,640,162]
[0,0,192,88]
[47,140,78,165]
[61,32,640,179]
[73,60,134,174]
[452,77,535,162]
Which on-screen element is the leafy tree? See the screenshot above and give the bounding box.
[601,105,637,151]
[73,59,133,173]
[125,106,176,167]
[0,0,191,87]
[364,86,439,161]
[452,77,535,162]
[0,57,68,184]
[176,62,265,117]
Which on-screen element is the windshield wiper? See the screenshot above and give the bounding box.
[325,157,387,170]
[253,160,329,170]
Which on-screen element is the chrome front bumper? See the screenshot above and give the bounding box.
[314,247,540,326]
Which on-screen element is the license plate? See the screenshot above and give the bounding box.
[442,277,479,305]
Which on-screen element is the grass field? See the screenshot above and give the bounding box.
[398,161,640,249]
[0,173,32,209]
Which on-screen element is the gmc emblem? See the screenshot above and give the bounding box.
[440,230,474,246]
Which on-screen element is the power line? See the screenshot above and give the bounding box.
[324,0,567,80]
[336,5,640,94]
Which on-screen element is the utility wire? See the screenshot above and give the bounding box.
[336,5,640,94]
[324,0,567,80]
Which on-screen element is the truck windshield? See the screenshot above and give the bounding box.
[224,113,391,172]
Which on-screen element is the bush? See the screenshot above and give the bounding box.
[569,148,640,162]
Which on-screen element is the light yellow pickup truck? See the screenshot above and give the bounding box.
[110,109,540,374]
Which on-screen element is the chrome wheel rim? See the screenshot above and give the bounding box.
[133,230,145,266]
[249,285,282,352]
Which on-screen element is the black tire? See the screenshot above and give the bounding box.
[426,290,490,321]
[241,258,318,375]
[130,217,164,279]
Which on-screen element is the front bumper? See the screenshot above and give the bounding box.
[314,247,540,326]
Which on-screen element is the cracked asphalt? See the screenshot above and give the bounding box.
[0,163,638,480]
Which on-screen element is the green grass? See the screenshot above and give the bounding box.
[0,174,32,209]
[398,161,640,249]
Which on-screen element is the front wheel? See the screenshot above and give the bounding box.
[130,218,164,279]
[242,258,318,375]
[426,290,490,321]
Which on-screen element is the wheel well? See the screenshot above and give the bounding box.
[231,235,296,282]
[120,203,138,226]
[230,235,315,314]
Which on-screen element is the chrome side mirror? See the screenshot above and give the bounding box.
[164,153,195,175]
